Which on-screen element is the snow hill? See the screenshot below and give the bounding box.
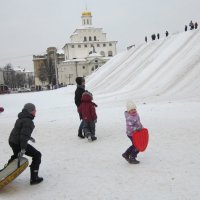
[0,30,200,200]
[87,29,200,102]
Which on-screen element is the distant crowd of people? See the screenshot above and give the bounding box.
[145,20,198,43]
[185,20,198,31]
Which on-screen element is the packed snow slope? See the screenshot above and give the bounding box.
[0,29,200,200]
[87,29,200,102]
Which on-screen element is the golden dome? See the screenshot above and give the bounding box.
[82,11,92,17]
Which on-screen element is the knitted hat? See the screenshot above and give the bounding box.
[23,103,36,113]
[126,100,137,112]
[76,77,85,85]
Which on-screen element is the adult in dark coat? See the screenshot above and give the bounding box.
[185,25,188,31]
[74,77,86,138]
[8,103,43,185]
[189,20,194,30]
[194,22,198,29]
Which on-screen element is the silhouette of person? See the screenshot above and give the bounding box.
[165,31,169,37]
[185,25,187,31]
[145,36,147,42]
[189,20,194,30]
[157,33,160,39]
[194,22,198,29]
[151,34,156,41]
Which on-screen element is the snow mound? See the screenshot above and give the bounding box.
[87,29,200,102]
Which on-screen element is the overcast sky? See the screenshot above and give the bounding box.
[0,0,199,71]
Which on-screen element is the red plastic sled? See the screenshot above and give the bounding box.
[132,128,149,152]
[0,107,4,113]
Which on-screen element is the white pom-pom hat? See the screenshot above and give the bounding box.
[126,100,137,112]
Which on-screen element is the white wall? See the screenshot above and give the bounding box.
[0,69,4,84]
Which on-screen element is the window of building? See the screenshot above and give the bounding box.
[84,44,87,47]
[84,37,87,41]
[94,36,97,41]
[87,19,89,24]
[89,36,92,41]
[103,43,106,47]
[71,45,74,48]
[100,51,105,56]
[95,65,98,69]
[97,44,100,47]
[95,60,98,63]
[91,67,94,71]
[78,45,81,48]
[82,66,85,69]
[109,43,112,46]
[108,51,113,57]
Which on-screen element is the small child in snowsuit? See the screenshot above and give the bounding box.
[78,91,97,141]
[8,103,43,185]
[122,100,143,164]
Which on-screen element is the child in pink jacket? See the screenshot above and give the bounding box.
[122,100,143,164]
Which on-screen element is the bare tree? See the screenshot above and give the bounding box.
[3,63,13,88]
[46,58,56,86]
[16,73,25,88]
[39,64,47,86]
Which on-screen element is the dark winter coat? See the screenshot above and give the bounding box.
[78,93,97,121]
[75,85,85,107]
[9,109,35,150]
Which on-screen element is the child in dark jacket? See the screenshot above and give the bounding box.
[74,77,86,139]
[78,91,97,141]
[122,100,143,164]
[8,103,43,185]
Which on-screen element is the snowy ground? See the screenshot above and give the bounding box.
[1,30,200,199]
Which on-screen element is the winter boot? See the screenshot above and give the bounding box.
[78,133,85,139]
[129,156,140,164]
[86,132,92,141]
[78,130,85,138]
[122,153,130,162]
[30,169,43,185]
[91,136,97,141]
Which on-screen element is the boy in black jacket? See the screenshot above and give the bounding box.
[74,77,85,138]
[8,103,43,185]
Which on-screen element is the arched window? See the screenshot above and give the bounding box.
[94,36,97,41]
[91,67,94,71]
[84,36,87,41]
[108,51,113,57]
[89,36,92,41]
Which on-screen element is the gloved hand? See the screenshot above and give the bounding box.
[30,137,36,143]
[18,149,26,157]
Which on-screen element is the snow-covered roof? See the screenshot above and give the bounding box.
[63,58,86,63]
[14,67,25,72]
[57,49,64,54]
[87,52,103,58]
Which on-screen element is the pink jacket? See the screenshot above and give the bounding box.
[125,111,143,136]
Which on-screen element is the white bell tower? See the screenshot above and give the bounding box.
[81,10,92,26]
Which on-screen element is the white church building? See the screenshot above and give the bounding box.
[58,10,117,85]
